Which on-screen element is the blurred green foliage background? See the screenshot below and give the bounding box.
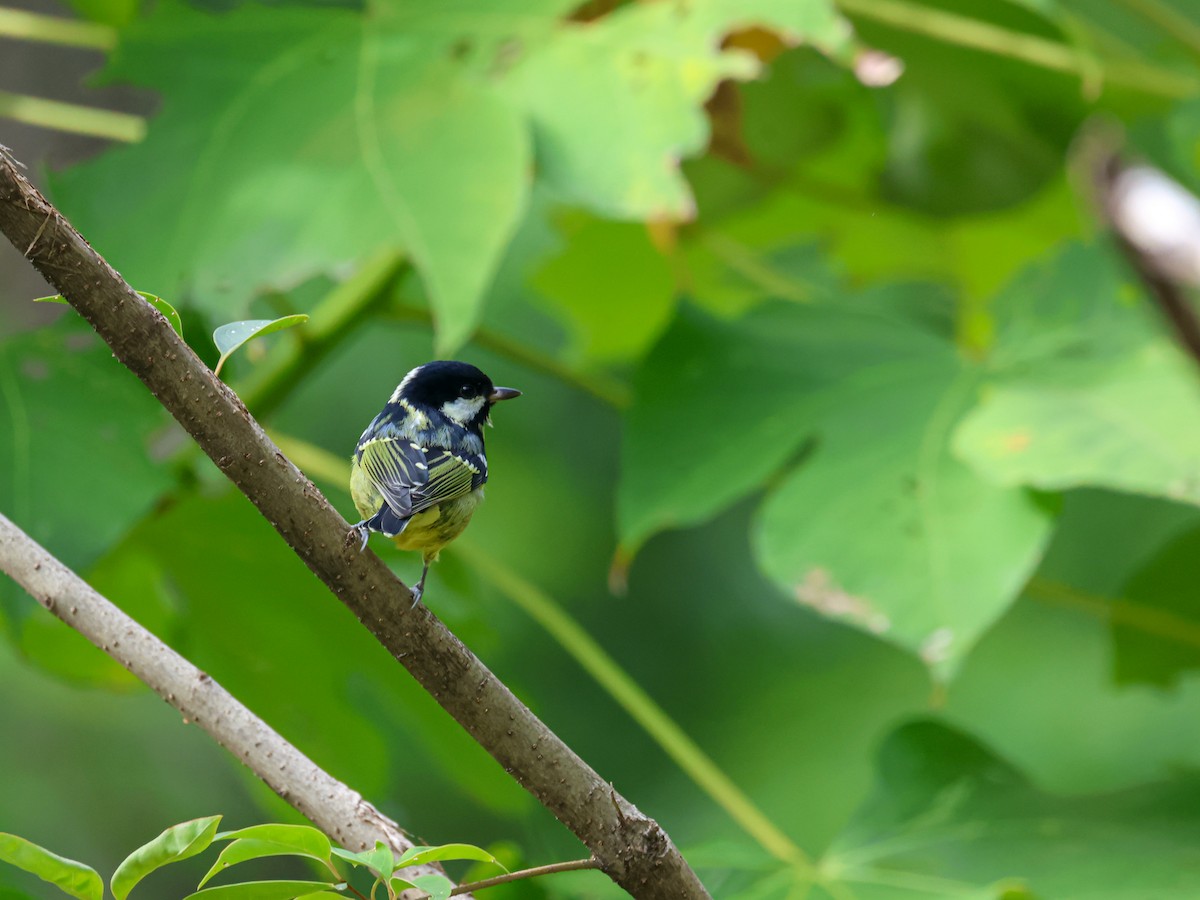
[4,0,1200,896]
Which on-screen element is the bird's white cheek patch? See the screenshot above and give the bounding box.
[440,395,486,424]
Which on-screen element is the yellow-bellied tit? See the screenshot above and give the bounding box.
[350,360,520,604]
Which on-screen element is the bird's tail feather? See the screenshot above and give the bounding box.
[368,505,412,539]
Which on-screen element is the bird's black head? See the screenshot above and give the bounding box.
[393,360,520,430]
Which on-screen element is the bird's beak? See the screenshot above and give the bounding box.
[489,386,521,403]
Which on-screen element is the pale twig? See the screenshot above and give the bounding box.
[0,511,462,898]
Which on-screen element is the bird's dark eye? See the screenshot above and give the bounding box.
[459,383,474,398]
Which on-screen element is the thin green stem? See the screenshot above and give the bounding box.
[699,233,817,303]
[271,432,809,871]
[837,0,1199,97]
[456,542,812,870]
[449,857,600,896]
[1027,577,1200,650]
[236,248,407,416]
[0,91,145,142]
[0,6,115,49]
[387,302,632,409]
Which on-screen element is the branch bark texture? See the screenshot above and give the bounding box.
[0,156,710,899]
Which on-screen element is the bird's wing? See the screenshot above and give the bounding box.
[357,437,484,519]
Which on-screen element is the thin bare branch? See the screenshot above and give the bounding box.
[450,857,601,896]
[0,511,461,897]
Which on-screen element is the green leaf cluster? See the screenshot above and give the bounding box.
[0,819,493,900]
[6,1,1200,898]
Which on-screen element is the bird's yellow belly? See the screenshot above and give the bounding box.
[392,489,484,560]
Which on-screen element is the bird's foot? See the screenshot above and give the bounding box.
[410,561,431,609]
[346,522,370,552]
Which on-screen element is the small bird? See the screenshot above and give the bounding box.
[349,361,520,604]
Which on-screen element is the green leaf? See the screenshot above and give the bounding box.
[184,881,336,899]
[394,843,501,870]
[53,0,846,352]
[0,834,103,900]
[751,306,1052,682]
[1111,524,1200,688]
[623,241,1200,678]
[52,0,550,353]
[111,816,222,900]
[691,47,1085,326]
[503,0,848,219]
[622,297,1053,679]
[409,875,453,900]
[0,321,174,628]
[198,825,334,889]
[215,826,331,857]
[954,345,1200,503]
[529,215,675,365]
[825,719,1200,897]
[212,316,309,377]
[33,292,182,337]
[330,842,392,878]
[618,303,821,553]
[954,244,1200,505]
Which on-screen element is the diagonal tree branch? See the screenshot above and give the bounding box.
[0,511,463,897]
[0,153,710,899]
